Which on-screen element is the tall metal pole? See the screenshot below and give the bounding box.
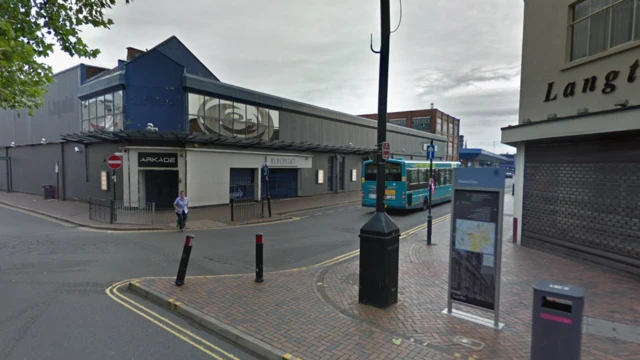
[427,139,434,245]
[358,0,400,309]
[375,0,391,213]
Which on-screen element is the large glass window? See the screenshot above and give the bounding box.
[269,109,280,141]
[219,99,234,136]
[232,102,246,137]
[257,107,269,140]
[246,105,258,137]
[389,118,407,127]
[81,90,125,132]
[411,116,431,131]
[203,97,220,134]
[570,0,640,61]
[185,92,281,140]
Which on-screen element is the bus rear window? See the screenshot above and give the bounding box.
[364,162,402,182]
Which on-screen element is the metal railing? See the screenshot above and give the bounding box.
[229,183,271,222]
[89,198,156,225]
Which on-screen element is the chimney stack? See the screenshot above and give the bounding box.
[126,47,145,61]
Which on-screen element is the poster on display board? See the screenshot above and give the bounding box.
[445,167,505,329]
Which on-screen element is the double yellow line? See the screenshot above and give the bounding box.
[105,280,241,360]
[314,214,451,268]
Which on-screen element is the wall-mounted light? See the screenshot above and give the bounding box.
[317,170,324,184]
[10,142,15,147]
[146,123,158,132]
[41,138,47,144]
[577,108,589,115]
[351,169,357,182]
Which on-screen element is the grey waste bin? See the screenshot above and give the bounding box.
[531,279,585,360]
[43,185,55,200]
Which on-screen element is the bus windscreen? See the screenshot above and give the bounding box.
[364,162,402,182]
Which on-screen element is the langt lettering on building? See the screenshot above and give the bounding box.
[544,59,639,102]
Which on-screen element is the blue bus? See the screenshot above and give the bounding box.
[361,158,461,210]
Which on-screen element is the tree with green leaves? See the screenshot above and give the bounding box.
[0,0,131,115]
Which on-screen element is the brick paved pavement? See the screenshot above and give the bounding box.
[130,197,640,359]
[0,191,360,230]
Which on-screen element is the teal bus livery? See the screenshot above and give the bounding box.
[361,158,460,210]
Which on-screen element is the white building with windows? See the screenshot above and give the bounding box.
[502,0,640,274]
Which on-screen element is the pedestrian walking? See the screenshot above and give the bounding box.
[174,190,189,231]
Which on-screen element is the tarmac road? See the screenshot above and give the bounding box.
[0,187,469,360]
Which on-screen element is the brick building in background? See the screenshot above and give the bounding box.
[359,107,461,161]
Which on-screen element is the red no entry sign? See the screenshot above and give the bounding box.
[107,154,122,170]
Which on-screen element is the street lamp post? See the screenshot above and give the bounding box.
[427,139,434,246]
[358,0,401,309]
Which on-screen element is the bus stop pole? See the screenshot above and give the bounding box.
[427,139,434,246]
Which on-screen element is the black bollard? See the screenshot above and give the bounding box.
[427,214,433,246]
[255,233,264,283]
[175,234,194,286]
[512,183,515,196]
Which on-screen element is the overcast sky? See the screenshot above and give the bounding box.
[44,0,523,154]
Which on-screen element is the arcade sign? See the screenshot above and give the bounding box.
[138,152,178,168]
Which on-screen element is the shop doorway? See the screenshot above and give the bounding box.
[144,170,179,208]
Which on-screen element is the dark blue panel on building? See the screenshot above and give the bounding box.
[155,37,219,81]
[125,49,185,132]
[230,168,255,200]
[263,169,298,199]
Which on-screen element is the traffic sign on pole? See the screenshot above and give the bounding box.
[426,144,435,160]
[107,154,122,170]
[382,141,391,160]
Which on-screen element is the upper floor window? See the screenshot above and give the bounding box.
[389,118,407,126]
[187,93,279,140]
[81,90,124,132]
[411,116,431,131]
[571,0,640,61]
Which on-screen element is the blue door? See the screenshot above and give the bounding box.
[262,169,298,199]
[230,168,255,200]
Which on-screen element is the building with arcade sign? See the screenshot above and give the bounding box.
[0,36,446,208]
[501,0,640,274]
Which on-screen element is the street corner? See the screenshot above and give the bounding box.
[121,276,306,360]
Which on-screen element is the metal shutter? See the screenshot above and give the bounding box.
[522,137,640,272]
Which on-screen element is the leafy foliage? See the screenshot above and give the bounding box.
[0,0,131,115]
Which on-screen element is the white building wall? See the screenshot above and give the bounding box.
[519,0,640,125]
[122,147,186,208]
[185,149,312,207]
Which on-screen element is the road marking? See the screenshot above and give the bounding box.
[106,280,241,360]
[314,214,451,268]
[314,213,323,216]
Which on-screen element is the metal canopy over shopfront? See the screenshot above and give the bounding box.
[60,130,375,155]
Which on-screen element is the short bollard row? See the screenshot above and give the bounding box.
[173,233,266,287]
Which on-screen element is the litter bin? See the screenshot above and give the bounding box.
[43,185,55,200]
[531,279,585,360]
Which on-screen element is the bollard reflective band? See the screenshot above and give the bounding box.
[185,234,194,247]
[256,233,263,244]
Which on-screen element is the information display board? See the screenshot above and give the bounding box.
[450,189,500,310]
[445,167,505,329]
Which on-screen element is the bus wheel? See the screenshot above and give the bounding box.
[422,199,429,211]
